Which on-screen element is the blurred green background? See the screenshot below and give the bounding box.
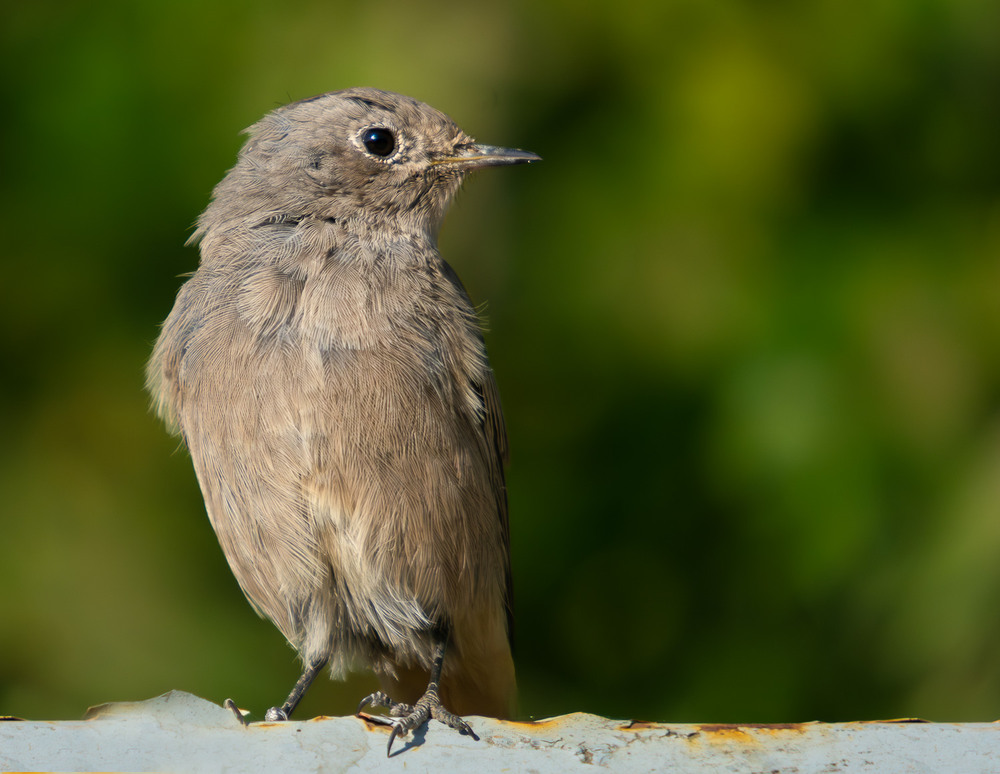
[2,0,1000,724]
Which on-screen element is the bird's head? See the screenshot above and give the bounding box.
[201,88,538,241]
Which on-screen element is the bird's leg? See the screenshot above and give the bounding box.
[356,632,478,756]
[264,657,328,721]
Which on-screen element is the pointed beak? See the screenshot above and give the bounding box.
[431,143,541,170]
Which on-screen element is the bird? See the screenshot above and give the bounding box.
[146,87,538,752]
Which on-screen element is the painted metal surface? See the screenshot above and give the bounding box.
[1,691,997,772]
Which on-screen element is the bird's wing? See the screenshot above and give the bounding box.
[476,367,514,648]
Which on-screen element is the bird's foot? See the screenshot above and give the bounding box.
[357,689,478,755]
[357,690,412,717]
[264,706,289,721]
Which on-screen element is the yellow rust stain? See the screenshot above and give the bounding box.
[355,712,393,733]
[699,723,807,734]
[690,723,809,745]
[861,718,930,724]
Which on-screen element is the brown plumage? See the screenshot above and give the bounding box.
[146,88,538,746]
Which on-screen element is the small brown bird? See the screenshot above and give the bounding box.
[147,88,538,751]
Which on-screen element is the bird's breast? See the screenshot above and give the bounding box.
[222,241,489,437]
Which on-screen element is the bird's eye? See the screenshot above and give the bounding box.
[361,127,396,158]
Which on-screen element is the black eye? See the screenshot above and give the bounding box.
[361,127,395,158]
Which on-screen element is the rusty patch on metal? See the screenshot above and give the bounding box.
[698,723,808,734]
[356,712,394,731]
[505,717,565,730]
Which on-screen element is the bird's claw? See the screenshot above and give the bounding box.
[357,688,477,756]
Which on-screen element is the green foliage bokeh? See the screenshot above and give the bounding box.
[2,0,999,723]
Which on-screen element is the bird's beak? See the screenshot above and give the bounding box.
[431,144,541,169]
